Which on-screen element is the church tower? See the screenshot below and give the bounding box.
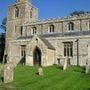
[16,0,32,3]
[6,0,38,56]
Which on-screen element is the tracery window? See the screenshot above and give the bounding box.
[64,42,73,57]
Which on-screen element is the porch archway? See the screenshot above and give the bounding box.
[33,46,42,66]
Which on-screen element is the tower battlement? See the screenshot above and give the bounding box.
[16,0,32,3]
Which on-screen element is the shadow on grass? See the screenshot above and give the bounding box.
[56,65,88,74]
[56,65,63,70]
[36,72,39,75]
[71,66,86,74]
[1,77,4,82]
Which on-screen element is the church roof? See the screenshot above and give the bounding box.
[17,31,90,40]
[17,30,90,49]
[38,36,55,50]
[41,30,90,38]
[17,35,55,50]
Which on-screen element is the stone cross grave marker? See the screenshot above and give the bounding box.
[4,63,14,83]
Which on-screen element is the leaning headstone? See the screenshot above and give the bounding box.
[85,59,90,74]
[4,63,14,83]
[63,57,70,70]
[0,64,4,81]
[38,67,43,76]
[0,64,3,72]
[86,44,90,74]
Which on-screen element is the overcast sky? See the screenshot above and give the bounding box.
[0,0,90,32]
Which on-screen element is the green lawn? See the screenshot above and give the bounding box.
[0,65,90,90]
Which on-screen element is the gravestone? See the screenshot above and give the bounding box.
[38,67,43,76]
[86,44,90,74]
[0,65,3,72]
[63,57,70,70]
[0,65,4,81]
[85,59,90,74]
[4,63,14,83]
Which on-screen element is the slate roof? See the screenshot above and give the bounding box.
[38,36,55,50]
[41,30,90,38]
[17,35,33,39]
[17,30,90,40]
[17,35,55,50]
[17,30,90,50]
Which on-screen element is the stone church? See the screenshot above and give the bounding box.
[5,0,90,66]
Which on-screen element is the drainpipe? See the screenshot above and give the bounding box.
[75,39,79,66]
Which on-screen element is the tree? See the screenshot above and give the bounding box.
[0,17,7,32]
[0,17,7,63]
[0,33,5,63]
[70,11,90,16]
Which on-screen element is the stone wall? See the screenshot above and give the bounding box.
[7,35,90,66]
[24,15,90,36]
[46,35,89,66]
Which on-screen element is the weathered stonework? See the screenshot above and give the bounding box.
[5,0,90,66]
[4,63,14,83]
[38,67,43,76]
[85,43,90,73]
[63,57,71,70]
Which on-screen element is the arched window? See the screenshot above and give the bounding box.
[30,11,33,18]
[20,26,23,36]
[33,46,41,66]
[15,7,19,18]
[48,24,55,33]
[21,45,26,57]
[68,22,74,31]
[32,27,37,34]
[30,8,33,18]
[88,20,90,30]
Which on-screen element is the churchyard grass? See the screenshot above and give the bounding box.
[0,65,90,90]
